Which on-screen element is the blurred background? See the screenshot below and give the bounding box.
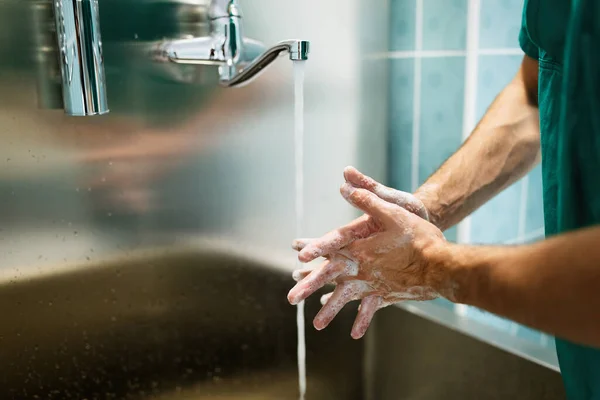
[0,0,564,399]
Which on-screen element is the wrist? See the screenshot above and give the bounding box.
[423,241,482,304]
[414,184,442,228]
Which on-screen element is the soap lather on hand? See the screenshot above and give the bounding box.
[287,167,453,339]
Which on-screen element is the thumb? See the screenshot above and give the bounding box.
[344,166,379,192]
[340,183,395,226]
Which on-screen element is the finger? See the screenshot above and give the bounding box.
[344,166,429,220]
[351,295,381,339]
[343,166,380,192]
[291,238,313,252]
[293,239,337,260]
[340,184,396,226]
[287,259,346,305]
[320,292,334,305]
[297,215,377,263]
[293,256,358,283]
[292,266,314,282]
[313,282,364,331]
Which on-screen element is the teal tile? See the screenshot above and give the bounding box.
[479,0,524,49]
[470,181,521,243]
[476,55,522,120]
[390,0,416,51]
[422,0,467,50]
[516,325,543,344]
[418,57,465,183]
[526,164,545,233]
[388,59,414,191]
[360,0,390,53]
[444,225,458,242]
[431,298,455,311]
[466,307,513,331]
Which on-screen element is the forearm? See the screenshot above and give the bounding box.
[436,227,600,347]
[415,56,540,231]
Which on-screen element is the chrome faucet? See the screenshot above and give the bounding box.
[153,0,309,87]
[52,0,109,116]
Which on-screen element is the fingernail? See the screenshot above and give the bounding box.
[351,330,364,340]
[298,250,314,263]
[340,183,355,199]
[313,318,325,331]
[287,290,300,305]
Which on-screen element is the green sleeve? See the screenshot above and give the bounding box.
[519,4,539,59]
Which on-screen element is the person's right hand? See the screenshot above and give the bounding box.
[293,166,430,266]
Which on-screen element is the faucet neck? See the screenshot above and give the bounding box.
[209,0,241,20]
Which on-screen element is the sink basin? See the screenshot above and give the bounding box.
[0,247,363,399]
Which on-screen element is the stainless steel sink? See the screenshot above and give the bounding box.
[0,248,363,399]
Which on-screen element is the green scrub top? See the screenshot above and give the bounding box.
[520,0,600,398]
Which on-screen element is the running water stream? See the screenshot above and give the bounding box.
[293,60,307,400]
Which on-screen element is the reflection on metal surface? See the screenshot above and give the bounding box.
[398,300,560,371]
[0,248,363,399]
[53,0,109,115]
[0,0,387,397]
[32,0,63,110]
[154,0,310,87]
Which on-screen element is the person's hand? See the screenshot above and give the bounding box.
[293,167,430,265]
[287,182,452,339]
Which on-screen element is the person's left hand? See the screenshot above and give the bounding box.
[287,182,453,339]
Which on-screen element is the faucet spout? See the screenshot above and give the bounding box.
[221,40,309,87]
[151,0,309,88]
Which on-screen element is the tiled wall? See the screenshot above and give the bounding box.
[387,0,552,351]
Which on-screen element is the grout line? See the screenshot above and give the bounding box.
[517,175,529,239]
[411,0,423,192]
[365,48,523,60]
[456,0,480,245]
